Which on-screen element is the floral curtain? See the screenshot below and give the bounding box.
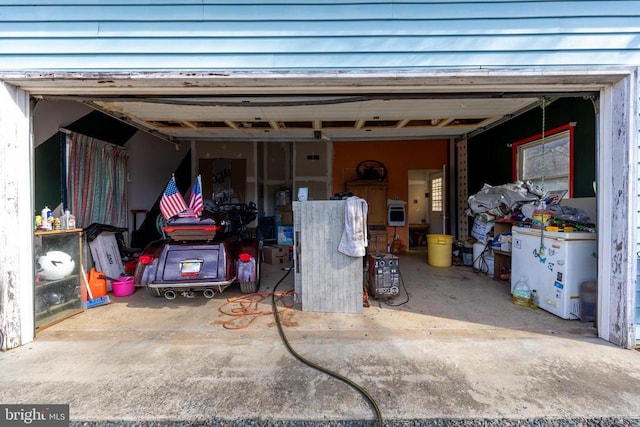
[67,132,129,228]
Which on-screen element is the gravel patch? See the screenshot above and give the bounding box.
[71,417,640,427]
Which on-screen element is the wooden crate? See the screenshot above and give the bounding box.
[368,230,388,255]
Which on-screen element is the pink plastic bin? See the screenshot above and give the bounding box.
[112,276,135,297]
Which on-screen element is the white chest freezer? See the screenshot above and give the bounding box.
[510,226,597,320]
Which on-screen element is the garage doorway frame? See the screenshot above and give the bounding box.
[0,68,637,349]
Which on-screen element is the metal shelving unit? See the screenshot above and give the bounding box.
[34,229,84,331]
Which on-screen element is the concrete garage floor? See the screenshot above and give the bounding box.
[1,252,640,426]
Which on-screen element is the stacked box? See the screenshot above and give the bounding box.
[368,230,387,254]
[263,245,291,265]
[277,225,294,246]
[88,232,125,291]
[276,206,293,225]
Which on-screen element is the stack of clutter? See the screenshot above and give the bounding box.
[466,180,595,237]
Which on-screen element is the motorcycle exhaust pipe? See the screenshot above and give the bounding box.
[203,288,216,299]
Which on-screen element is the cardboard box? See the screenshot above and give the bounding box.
[368,230,388,254]
[88,232,125,291]
[277,225,294,246]
[276,206,293,225]
[263,245,291,265]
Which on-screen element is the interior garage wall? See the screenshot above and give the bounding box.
[32,101,188,234]
[263,142,291,216]
[32,101,96,216]
[333,139,448,245]
[33,101,93,146]
[194,140,257,205]
[125,133,190,232]
[466,97,597,198]
[34,133,64,213]
[33,101,190,241]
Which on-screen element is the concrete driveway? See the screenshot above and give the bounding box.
[1,253,639,426]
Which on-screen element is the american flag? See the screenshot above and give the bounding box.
[189,174,204,217]
[160,176,187,220]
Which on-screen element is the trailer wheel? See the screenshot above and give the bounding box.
[240,280,258,294]
[239,251,261,294]
[146,286,162,297]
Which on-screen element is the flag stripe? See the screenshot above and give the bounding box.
[160,176,187,219]
[189,175,204,217]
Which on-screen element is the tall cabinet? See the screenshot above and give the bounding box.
[34,229,84,331]
[345,180,388,253]
[293,200,363,314]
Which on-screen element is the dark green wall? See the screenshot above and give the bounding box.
[34,111,139,217]
[466,97,596,198]
[35,133,64,213]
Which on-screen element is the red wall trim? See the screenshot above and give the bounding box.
[511,123,575,197]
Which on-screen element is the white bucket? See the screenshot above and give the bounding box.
[473,242,493,275]
[472,242,484,270]
[485,255,494,277]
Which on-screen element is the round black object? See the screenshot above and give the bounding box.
[356,160,387,181]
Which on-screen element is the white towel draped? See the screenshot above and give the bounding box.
[338,196,369,257]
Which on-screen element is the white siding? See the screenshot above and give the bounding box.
[637,70,640,343]
[0,1,638,71]
[0,82,33,350]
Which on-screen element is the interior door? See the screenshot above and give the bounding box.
[428,170,444,234]
[407,170,428,225]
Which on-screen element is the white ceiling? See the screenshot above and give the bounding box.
[88,95,540,142]
[3,71,608,143]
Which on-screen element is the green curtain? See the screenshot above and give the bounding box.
[67,132,129,228]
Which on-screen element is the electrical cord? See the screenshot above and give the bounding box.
[472,240,493,275]
[272,264,383,427]
[218,290,295,330]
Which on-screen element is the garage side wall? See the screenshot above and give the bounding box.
[635,69,640,345]
[0,83,32,350]
[599,72,638,348]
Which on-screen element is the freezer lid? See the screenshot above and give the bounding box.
[512,225,596,241]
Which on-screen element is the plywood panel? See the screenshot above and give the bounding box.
[293,200,362,314]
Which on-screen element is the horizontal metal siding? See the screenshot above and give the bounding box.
[1,2,640,21]
[637,70,640,343]
[2,17,640,36]
[5,35,640,53]
[0,1,638,70]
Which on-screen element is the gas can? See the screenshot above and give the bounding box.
[512,276,532,307]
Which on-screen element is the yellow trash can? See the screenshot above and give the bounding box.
[427,234,453,267]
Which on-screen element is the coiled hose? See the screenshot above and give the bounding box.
[272,266,383,426]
